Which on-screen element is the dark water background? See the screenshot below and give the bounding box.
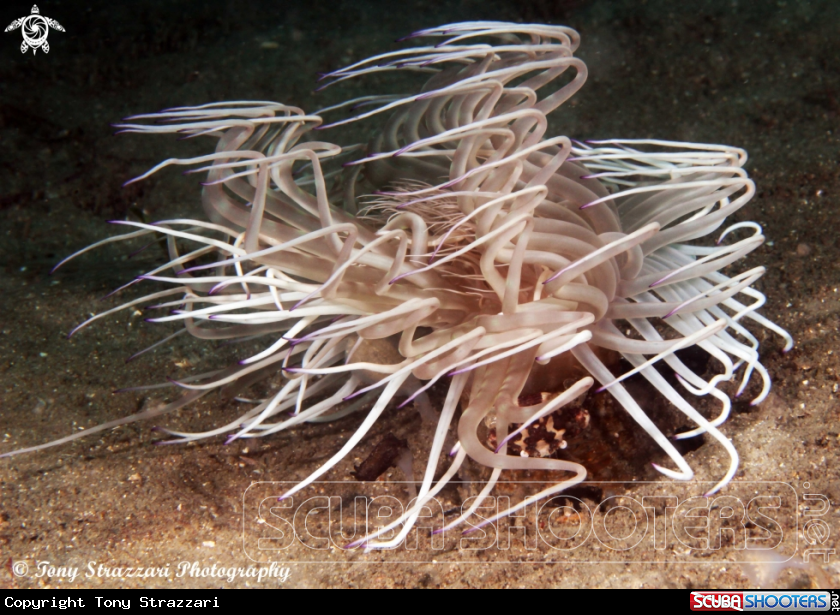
[0,0,837,588]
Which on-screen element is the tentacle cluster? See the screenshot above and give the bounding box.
[3,22,792,550]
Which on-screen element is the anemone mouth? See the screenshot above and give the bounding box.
[2,21,792,550]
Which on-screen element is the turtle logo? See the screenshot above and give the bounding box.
[5,5,65,55]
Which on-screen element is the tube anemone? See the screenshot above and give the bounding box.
[2,22,792,549]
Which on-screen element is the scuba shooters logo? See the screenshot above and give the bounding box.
[692,593,744,612]
[5,5,65,54]
[690,591,835,612]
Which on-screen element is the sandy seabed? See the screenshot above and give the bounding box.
[0,0,838,588]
